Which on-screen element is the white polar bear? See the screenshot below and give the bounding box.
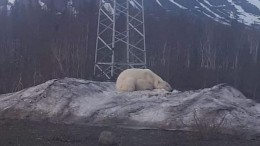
[116,68,172,92]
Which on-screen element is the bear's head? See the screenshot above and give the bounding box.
[155,80,173,92]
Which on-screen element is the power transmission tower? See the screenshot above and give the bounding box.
[94,0,146,80]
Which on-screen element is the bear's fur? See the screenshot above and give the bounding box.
[116,68,172,92]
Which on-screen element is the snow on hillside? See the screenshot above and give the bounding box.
[0,78,260,136]
[156,0,260,26]
[2,0,260,26]
[168,0,187,9]
[227,0,260,25]
[247,0,260,10]
[8,0,15,4]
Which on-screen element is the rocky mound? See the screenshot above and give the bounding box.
[0,78,260,135]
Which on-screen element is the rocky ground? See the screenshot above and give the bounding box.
[1,119,260,146]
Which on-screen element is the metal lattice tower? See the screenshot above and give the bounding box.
[94,0,147,80]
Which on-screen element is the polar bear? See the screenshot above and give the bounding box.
[116,68,172,92]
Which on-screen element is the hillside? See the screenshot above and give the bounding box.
[1,78,260,136]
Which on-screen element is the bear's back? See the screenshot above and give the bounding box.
[118,68,153,80]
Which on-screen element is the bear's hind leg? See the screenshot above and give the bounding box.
[118,77,136,92]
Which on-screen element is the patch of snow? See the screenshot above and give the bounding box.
[247,0,260,11]
[38,0,47,10]
[227,0,260,25]
[155,0,260,26]
[8,0,15,4]
[38,0,44,7]
[129,0,141,10]
[172,90,180,94]
[203,0,226,8]
[196,0,230,25]
[203,0,213,7]
[156,0,163,7]
[0,78,260,136]
[169,0,187,9]
[202,11,230,25]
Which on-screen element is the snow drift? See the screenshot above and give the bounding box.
[0,78,260,135]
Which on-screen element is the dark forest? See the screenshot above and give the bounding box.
[0,0,259,101]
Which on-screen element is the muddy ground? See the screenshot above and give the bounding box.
[0,119,260,146]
